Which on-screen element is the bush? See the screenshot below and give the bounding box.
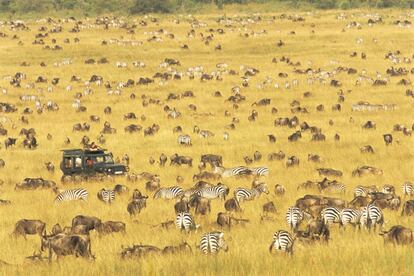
[338,0,351,9]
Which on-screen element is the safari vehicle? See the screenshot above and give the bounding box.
[60,149,128,180]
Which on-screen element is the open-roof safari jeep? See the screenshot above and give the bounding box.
[60,149,128,182]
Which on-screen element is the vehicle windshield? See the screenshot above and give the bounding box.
[104,154,114,163]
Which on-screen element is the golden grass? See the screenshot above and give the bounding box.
[0,9,414,275]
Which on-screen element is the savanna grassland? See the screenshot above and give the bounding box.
[0,9,414,276]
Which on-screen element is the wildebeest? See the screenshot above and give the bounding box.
[170,154,192,167]
[224,198,242,212]
[162,241,192,254]
[352,166,383,177]
[401,200,414,216]
[216,212,249,229]
[96,221,126,234]
[127,197,147,217]
[383,134,393,145]
[200,154,223,168]
[4,137,17,149]
[41,233,93,261]
[263,201,277,213]
[317,168,343,177]
[189,195,211,215]
[380,225,413,245]
[120,244,160,259]
[71,215,102,231]
[13,219,46,239]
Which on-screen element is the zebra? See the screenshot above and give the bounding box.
[153,186,184,199]
[196,184,229,200]
[199,231,228,254]
[177,134,191,146]
[354,185,377,197]
[402,182,414,196]
[340,208,362,228]
[214,166,252,178]
[321,207,341,225]
[360,204,384,231]
[54,188,88,203]
[250,167,269,177]
[97,188,116,204]
[269,230,294,254]
[234,183,269,203]
[175,212,198,232]
[285,207,303,231]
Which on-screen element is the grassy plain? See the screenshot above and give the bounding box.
[0,9,414,275]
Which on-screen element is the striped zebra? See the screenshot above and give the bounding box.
[402,182,414,196]
[213,166,252,178]
[321,207,341,225]
[354,185,377,197]
[199,231,228,255]
[250,167,269,177]
[234,183,269,203]
[153,186,184,199]
[97,188,115,204]
[285,206,303,231]
[196,184,229,200]
[340,208,362,228]
[177,134,191,146]
[54,188,88,203]
[175,212,198,232]
[269,230,294,254]
[360,204,384,231]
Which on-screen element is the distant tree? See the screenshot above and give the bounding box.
[130,0,173,13]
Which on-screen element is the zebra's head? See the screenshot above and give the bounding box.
[257,183,269,194]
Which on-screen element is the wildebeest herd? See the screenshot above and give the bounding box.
[0,10,414,275]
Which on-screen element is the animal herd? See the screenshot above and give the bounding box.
[0,11,413,271]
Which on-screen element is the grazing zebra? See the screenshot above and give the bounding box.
[55,188,88,203]
[177,134,191,146]
[153,186,184,199]
[269,230,294,254]
[250,167,269,176]
[402,182,414,196]
[360,204,384,231]
[199,231,228,254]
[213,166,252,177]
[285,206,303,231]
[175,212,198,232]
[340,208,362,228]
[234,183,269,203]
[97,188,116,204]
[321,207,341,225]
[196,184,229,200]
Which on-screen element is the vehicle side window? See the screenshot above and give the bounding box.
[96,156,104,163]
[75,156,82,168]
[64,157,72,168]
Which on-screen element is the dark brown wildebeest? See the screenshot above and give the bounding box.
[124,124,142,133]
[174,198,190,214]
[268,151,285,161]
[349,196,371,208]
[104,106,112,114]
[312,133,326,141]
[15,178,56,190]
[324,197,348,209]
[383,134,393,145]
[288,131,301,142]
[41,233,93,261]
[286,156,299,167]
[308,154,322,163]
[121,244,160,259]
[162,242,192,254]
[352,166,383,177]
[224,198,241,212]
[45,162,54,173]
[380,225,413,245]
[145,179,160,192]
[114,184,129,195]
[200,154,223,168]
[317,168,343,177]
[268,134,276,143]
[0,159,5,168]
[170,154,192,167]
[71,215,101,231]
[127,198,147,217]
[253,151,262,161]
[360,145,374,154]
[159,153,168,166]
[96,221,126,234]
[13,219,46,239]
[401,200,414,216]
[189,195,211,215]
[274,184,285,196]
[263,201,277,213]
[193,171,221,181]
[71,225,90,235]
[295,195,326,210]
[216,212,249,229]
[362,121,376,129]
[51,224,63,235]
[4,137,17,149]
[305,219,330,242]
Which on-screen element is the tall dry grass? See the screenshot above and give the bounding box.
[0,10,414,275]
